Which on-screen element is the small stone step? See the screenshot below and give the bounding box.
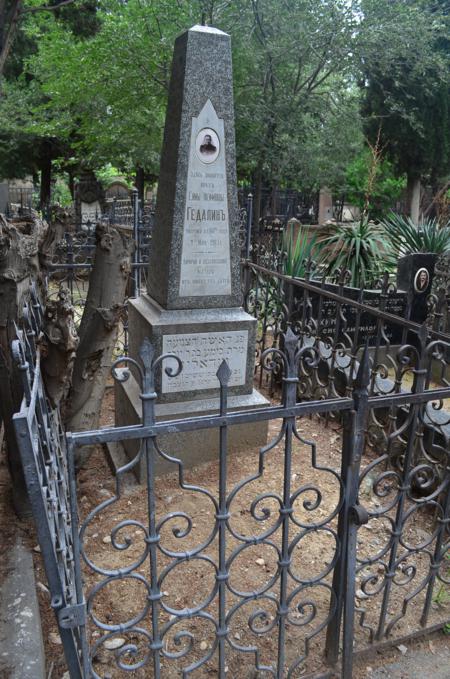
[0,536,45,679]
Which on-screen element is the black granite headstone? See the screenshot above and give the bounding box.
[397,253,437,324]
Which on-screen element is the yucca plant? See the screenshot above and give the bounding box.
[282,226,318,278]
[381,213,450,260]
[316,219,390,287]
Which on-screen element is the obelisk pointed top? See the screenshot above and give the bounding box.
[188,24,229,36]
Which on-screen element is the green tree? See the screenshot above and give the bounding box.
[21,0,366,199]
[24,1,200,181]
[0,0,102,203]
[228,1,363,205]
[359,0,450,220]
[344,148,405,220]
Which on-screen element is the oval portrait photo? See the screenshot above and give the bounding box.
[414,267,430,293]
[196,127,220,164]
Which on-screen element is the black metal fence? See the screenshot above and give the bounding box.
[12,260,450,678]
[12,295,86,677]
[238,187,319,224]
[47,192,155,355]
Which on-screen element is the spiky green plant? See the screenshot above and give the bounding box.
[381,213,450,259]
[316,219,390,287]
[282,226,317,278]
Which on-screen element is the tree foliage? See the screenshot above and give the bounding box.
[344,149,405,219]
[0,0,448,201]
[360,0,450,187]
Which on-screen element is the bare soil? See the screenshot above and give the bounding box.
[2,387,450,679]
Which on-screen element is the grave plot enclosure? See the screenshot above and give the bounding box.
[13,263,450,677]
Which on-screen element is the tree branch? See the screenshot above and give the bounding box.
[21,0,77,14]
[0,0,77,77]
[0,0,22,77]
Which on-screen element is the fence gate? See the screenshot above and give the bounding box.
[13,288,450,677]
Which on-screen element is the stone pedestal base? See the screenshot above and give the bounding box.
[115,373,270,481]
[127,295,257,403]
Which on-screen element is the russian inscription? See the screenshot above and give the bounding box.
[179,99,231,297]
[162,330,248,393]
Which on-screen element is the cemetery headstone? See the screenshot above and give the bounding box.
[116,25,269,479]
[304,252,436,349]
[318,187,333,224]
[397,252,436,324]
[74,171,105,230]
[306,280,407,346]
[105,180,130,200]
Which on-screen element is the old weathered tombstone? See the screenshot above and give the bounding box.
[318,187,333,224]
[74,171,105,230]
[115,25,269,479]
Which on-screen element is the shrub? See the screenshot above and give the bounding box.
[316,219,390,287]
[381,213,450,259]
[282,225,318,278]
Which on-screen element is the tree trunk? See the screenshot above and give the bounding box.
[39,144,52,208]
[41,287,79,408]
[253,164,263,237]
[68,169,75,200]
[407,175,421,224]
[0,0,22,80]
[64,222,133,466]
[0,213,47,515]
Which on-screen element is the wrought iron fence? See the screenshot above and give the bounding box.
[12,262,450,678]
[47,192,154,355]
[238,187,319,224]
[12,294,86,678]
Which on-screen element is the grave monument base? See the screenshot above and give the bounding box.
[115,372,269,481]
[127,295,259,404]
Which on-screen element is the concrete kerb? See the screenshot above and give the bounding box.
[0,535,46,679]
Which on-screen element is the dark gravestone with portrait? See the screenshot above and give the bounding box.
[115,25,268,479]
[303,253,436,348]
[397,253,436,324]
[306,281,407,346]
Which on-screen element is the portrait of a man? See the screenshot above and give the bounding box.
[414,268,430,293]
[200,134,217,155]
[195,127,220,163]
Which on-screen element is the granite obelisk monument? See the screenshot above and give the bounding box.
[116,25,268,477]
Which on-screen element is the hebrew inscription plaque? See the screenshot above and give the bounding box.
[162,330,248,393]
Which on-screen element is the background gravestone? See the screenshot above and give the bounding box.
[74,171,105,230]
[397,252,436,324]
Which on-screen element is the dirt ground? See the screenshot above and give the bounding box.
[1,387,450,678]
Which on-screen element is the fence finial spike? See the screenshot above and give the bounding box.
[139,337,155,368]
[216,359,231,385]
[284,325,297,347]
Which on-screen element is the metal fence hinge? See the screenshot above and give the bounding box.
[57,602,86,629]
